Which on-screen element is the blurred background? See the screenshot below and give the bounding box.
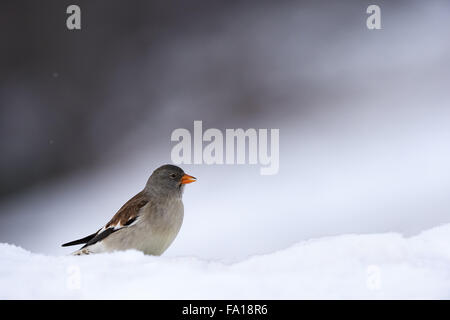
[0,0,449,261]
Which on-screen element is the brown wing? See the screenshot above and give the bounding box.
[76,191,149,249]
[104,191,149,229]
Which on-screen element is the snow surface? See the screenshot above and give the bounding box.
[2,223,450,299]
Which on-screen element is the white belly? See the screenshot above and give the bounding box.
[102,199,184,255]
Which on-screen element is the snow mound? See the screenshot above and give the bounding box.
[1,224,450,299]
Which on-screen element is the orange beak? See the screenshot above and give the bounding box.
[181,174,197,184]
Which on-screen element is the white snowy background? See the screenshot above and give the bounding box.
[1,1,450,299]
[2,223,450,299]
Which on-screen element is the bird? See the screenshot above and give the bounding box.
[62,164,196,255]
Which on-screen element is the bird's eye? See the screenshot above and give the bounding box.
[170,173,177,179]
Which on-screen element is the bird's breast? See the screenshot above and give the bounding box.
[138,198,184,255]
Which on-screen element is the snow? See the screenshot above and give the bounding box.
[2,223,450,299]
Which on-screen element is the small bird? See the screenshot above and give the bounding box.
[62,164,196,255]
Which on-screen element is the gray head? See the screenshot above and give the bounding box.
[145,164,196,198]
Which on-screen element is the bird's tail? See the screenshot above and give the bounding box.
[61,232,98,247]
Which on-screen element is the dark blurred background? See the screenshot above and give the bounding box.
[1,0,256,197]
[1,0,450,259]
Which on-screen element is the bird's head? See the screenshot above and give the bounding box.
[145,164,196,198]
